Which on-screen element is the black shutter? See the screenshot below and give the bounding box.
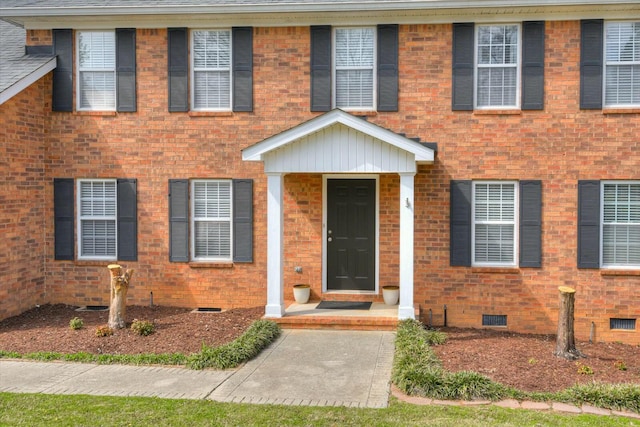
[452,23,474,111]
[519,180,542,267]
[117,179,137,261]
[116,28,137,112]
[233,179,254,263]
[168,28,189,112]
[52,29,73,112]
[169,179,189,262]
[578,180,601,268]
[310,25,332,112]
[522,21,545,110]
[54,178,74,260]
[232,27,253,112]
[580,20,604,109]
[450,180,472,266]
[377,24,399,112]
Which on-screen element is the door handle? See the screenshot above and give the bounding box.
[328,237,333,242]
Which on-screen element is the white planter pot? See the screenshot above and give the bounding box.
[382,286,399,305]
[293,284,311,304]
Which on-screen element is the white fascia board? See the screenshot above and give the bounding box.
[4,1,640,28]
[242,109,434,162]
[0,57,56,106]
[1,1,638,17]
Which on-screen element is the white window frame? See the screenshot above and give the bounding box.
[600,181,640,269]
[76,30,116,111]
[604,21,640,108]
[77,179,117,261]
[191,29,232,112]
[472,181,519,267]
[190,179,233,262]
[474,24,521,110]
[332,26,377,111]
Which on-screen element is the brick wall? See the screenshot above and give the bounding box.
[3,22,637,343]
[0,77,49,319]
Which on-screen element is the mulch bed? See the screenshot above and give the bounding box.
[1,304,639,393]
[433,327,640,392]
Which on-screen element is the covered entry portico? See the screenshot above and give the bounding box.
[242,110,434,320]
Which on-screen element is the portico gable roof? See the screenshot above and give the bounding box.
[242,109,434,174]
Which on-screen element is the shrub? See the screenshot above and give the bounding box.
[561,383,640,413]
[614,360,627,371]
[188,319,281,370]
[392,318,512,401]
[69,317,84,330]
[576,362,594,375]
[95,325,114,337]
[131,319,155,336]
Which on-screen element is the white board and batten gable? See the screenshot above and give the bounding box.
[242,109,435,174]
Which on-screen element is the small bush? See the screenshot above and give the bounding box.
[95,325,114,337]
[576,361,594,375]
[131,319,155,336]
[188,319,281,370]
[69,317,84,330]
[614,360,627,371]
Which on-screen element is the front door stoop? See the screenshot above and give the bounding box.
[244,110,434,323]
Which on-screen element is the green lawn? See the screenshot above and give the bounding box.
[1,393,638,427]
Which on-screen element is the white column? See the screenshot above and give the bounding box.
[265,173,285,317]
[398,172,415,320]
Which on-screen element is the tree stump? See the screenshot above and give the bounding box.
[554,286,584,360]
[108,264,134,329]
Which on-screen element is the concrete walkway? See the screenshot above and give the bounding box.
[0,329,396,408]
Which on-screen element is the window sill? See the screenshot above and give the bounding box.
[339,110,377,117]
[74,260,119,267]
[189,262,234,269]
[73,111,117,116]
[473,109,521,116]
[602,108,640,115]
[600,269,640,276]
[188,111,234,117]
[471,267,520,274]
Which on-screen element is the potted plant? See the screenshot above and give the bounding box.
[382,285,399,305]
[293,284,311,304]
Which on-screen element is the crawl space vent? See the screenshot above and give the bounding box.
[482,314,507,327]
[610,318,636,330]
[76,305,109,312]
[192,307,223,313]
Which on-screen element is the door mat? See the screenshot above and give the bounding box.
[316,301,372,310]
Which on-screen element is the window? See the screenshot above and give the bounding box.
[604,22,640,107]
[475,24,520,109]
[191,30,232,111]
[601,182,640,268]
[169,179,253,263]
[334,27,376,110]
[78,179,117,259]
[453,22,543,111]
[472,182,518,266]
[191,180,232,261]
[77,31,116,111]
[54,178,137,261]
[451,181,540,268]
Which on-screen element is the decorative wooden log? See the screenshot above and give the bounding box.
[107,264,134,329]
[554,286,584,360]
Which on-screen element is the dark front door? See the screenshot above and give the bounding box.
[326,179,376,291]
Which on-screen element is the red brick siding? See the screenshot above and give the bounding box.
[0,77,50,319]
[1,22,637,344]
